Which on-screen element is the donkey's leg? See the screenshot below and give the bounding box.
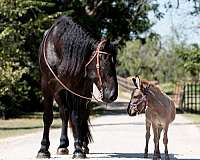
[70,107,86,159]
[144,120,151,158]
[152,124,161,160]
[157,127,163,158]
[54,90,69,155]
[163,125,170,160]
[37,77,53,158]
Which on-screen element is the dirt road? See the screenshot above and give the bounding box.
[0,101,200,160]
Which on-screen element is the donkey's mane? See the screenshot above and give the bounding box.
[53,16,98,77]
[141,79,162,94]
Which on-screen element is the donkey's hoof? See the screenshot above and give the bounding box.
[144,153,148,158]
[165,155,170,160]
[83,146,89,154]
[36,150,51,159]
[57,147,69,155]
[72,151,86,159]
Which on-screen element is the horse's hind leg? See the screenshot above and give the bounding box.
[37,77,53,158]
[144,120,151,158]
[54,90,69,155]
[163,125,170,160]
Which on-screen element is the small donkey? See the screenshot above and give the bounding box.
[127,76,176,160]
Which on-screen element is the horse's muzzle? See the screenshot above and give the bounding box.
[102,88,118,103]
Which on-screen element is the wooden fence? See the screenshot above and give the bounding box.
[118,76,200,113]
[117,76,134,92]
[182,82,200,113]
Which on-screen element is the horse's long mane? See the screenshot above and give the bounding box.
[54,16,98,77]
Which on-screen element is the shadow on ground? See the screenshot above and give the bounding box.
[89,152,199,160]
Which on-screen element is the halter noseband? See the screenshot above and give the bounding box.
[129,95,147,114]
[42,24,109,101]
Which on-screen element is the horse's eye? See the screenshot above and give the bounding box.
[101,54,109,61]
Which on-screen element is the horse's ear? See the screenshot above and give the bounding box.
[132,76,141,89]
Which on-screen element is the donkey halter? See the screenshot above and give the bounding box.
[42,24,110,101]
[129,85,150,114]
[129,95,147,114]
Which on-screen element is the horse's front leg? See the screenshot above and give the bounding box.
[82,106,92,154]
[70,109,86,159]
[54,90,69,155]
[37,77,53,158]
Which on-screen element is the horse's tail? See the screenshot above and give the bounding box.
[87,117,94,143]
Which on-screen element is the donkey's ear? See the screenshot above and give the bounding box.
[132,76,140,89]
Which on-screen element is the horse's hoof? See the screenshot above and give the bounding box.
[153,154,161,160]
[144,153,148,158]
[36,150,51,159]
[83,146,89,154]
[57,147,69,155]
[72,151,86,159]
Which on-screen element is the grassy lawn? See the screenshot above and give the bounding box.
[183,113,200,123]
[0,102,100,139]
[0,114,62,139]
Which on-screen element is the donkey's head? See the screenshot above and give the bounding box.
[86,39,118,103]
[127,76,148,116]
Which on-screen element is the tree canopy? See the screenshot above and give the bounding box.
[0,0,199,118]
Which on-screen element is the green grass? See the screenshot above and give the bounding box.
[0,115,62,139]
[0,102,100,139]
[183,113,200,123]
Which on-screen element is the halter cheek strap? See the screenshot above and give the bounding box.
[85,39,110,98]
[129,95,147,114]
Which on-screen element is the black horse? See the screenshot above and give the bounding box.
[37,16,118,159]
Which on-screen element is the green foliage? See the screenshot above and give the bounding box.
[175,43,200,80]
[0,0,66,118]
[117,38,187,82]
[0,0,161,118]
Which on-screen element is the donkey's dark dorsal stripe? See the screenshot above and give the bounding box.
[37,16,118,159]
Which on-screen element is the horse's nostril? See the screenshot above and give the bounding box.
[109,95,116,101]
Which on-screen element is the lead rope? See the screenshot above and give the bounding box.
[42,27,106,102]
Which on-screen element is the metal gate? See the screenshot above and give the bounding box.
[182,82,200,113]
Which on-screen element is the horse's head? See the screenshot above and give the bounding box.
[86,39,118,103]
[127,76,148,116]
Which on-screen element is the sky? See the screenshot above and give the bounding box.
[150,0,200,45]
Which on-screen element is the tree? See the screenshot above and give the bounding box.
[117,37,186,83]
[0,0,161,118]
[175,43,200,81]
[0,0,65,118]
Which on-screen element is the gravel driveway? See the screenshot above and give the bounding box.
[0,101,200,160]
